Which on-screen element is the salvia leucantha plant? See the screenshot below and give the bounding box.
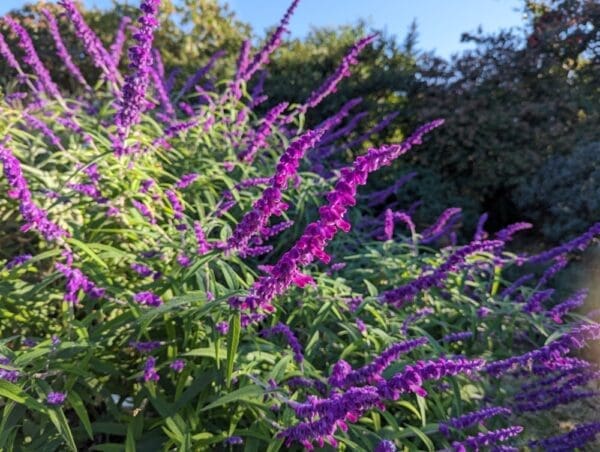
[0,1,599,451]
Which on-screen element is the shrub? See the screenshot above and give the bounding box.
[515,141,600,242]
[0,1,599,451]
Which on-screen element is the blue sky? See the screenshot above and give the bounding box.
[1,0,524,57]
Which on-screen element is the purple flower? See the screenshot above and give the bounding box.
[381,240,503,308]
[165,189,184,219]
[523,288,554,314]
[5,254,32,269]
[345,111,399,150]
[451,426,523,451]
[109,16,132,63]
[194,221,211,255]
[176,253,191,267]
[140,179,155,193]
[0,30,23,74]
[547,289,587,323]
[401,307,434,335]
[129,340,162,353]
[300,34,377,112]
[132,200,156,224]
[536,254,569,288]
[328,337,428,388]
[169,359,185,373]
[525,222,600,264]
[227,128,325,253]
[262,323,304,363]
[473,212,489,241]
[4,16,60,98]
[420,208,462,244]
[216,321,229,335]
[239,102,289,162]
[229,120,444,322]
[477,306,492,318]
[499,273,535,299]
[55,261,105,303]
[529,422,600,451]
[238,0,300,86]
[46,391,67,406]
[175,173,199,189]
[439,406,512,437]
[59,1,118,84]
[0,356,20,383]
[224,436,243,446]
[374,440,397,452]
[114,0,161,150]
[131,262,154,277]
[495,222,532,242]
[383,208,394,240]
[41,9,89,90]
[133,291,163,307]
[178,49,225,98]
[143,356,160,382]
[1,144,67,241]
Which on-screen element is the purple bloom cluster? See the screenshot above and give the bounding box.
[239,102,289,162]
[169,359,185,373]
[300,34,377,112]
[522,288,554,314]
[129,340,162,353]
[473,212,489,241]
[525,222,600,264]
[495,222,532,242]
[133,291,163,307]
[132,200,156,224]
[229,120,443,322]
[451,425,523,451]
[529,422,600,451]
[215,321,229,335]
[401,307,434,335]
[261,323,304,364]
[109,16,132,63]
[0,356,20,382]
[5,253,32,269]
[55,261,105,303]
[547,289,587,323]
[46,391,67,406]
[178,49,225,99]
[4,16,61,99]
[374,440,397,452]
[0,30,23,74]
[165,189,184,219]
[420,208,462,244]
[59,1,118,84]
[499,273,534,299]
[42,9,89,90]
[439,406,512,437]
[442,331,473,343]
[227,128,325,253]
[485,322,600,376]
[174,173,199,189]
[281,356,483,448]
[114,0,161,146]
[143,356,159,382]
[329,337,428,388]
[381,240,503,307]
[194,221,211,255]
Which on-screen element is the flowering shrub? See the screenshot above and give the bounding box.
[0,1,599,451]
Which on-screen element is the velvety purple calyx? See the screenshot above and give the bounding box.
[420,208,462,244]
[261,323,304,363]
[528,422,600,451]
[4,16,61,98]
[143,356,159,382]
[5,254,32,269]
[239,102,289,162]
[451,426,523,451]
[380,240,503,307]
[114,0,161,151]
[547,289,588,323]
[133,291,163,307]
[439,406,512,438]
[55,261,106,303]
[374,440,397,452]
[129,340,162,353]
[42,9,89,89]
[46,391,67,406]
[170,359,185,373]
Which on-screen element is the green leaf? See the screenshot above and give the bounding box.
[226,313,241,388]
[68,391,93,439]
[48,408,78,451]
[200,385,263,412]
[67,238,109,269]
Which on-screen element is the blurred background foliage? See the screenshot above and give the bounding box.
[0,0,598,244]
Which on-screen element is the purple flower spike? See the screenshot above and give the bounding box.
[216,321,229,335]
[109,16,132,63]
[46,391,67,406]
[175,173,199,189]
[194,221,211,255]
[547,289,588,324]
[42,9,89,90]
[451,426,523,451]
[169,359,185,373]
[239,102,289,162]
[143,356,160,382]
[420,207,462,244]
[4,16,61,99]
[165,189,184,219]
[227,128,325,253]
[529,422,600,451]
[229,120,444,322]
[439,406,512,438]
[133,291,163,307]
[114,0,161,148]
[261,323,304,364]
[5,254,32,269]
[300,34,377,112]
[59,1,118,84]
[374,440,397,452]
[55,261,105,303]
[442,331,473,343]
